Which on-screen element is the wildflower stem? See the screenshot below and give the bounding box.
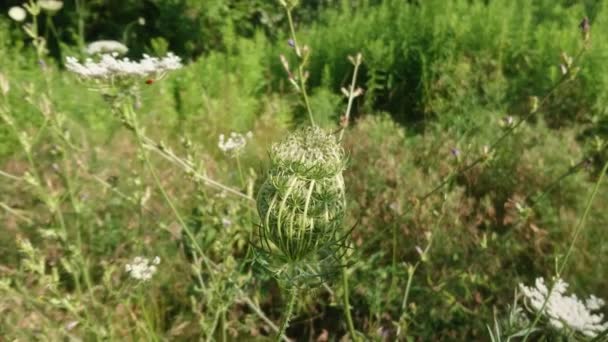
[401,263,418,312]
[285,7,315,126]
[236,154,245,188]
[558,158,608,276]
[342,266,360,341]
[276,287,298,342]
[240,296,289,342]
[140,134,254,202]
[339,54,362,141]
[75,0,86,51]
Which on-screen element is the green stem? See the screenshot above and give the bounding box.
[342,267,359,341]
[285,8,315,126]
[390,222,398,294]
[276,288,298,342]
[401,263,418,312]
[339,55,362,141]
[220,310,227,342]
[235,154,245,189]
[75,0,86,52]
[140,134,253,201]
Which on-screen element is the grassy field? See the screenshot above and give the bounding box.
[1,0,608,340]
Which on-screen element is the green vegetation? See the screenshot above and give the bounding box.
[1,0,607,340]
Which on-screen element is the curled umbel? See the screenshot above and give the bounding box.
[257,126,346,262]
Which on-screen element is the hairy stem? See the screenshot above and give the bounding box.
[276,288,298,342]
[342,266,359,341]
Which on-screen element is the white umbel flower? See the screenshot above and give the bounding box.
[8,6,27,22]
[218,131,252,155]
[86,40,128,55]
[125,256,161,281]
[519,277,608,337]
[38,0,64,13]
[65,53,182,80]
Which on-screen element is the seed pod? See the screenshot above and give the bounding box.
[257,126,346,262]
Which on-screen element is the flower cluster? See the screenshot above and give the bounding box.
[65,53,182,80]
[86,40,128,55]
[218,131,252,155]
[39,0,63,13]
[125,256,161,281]
[519,277,608,337]
[8,6,26,22]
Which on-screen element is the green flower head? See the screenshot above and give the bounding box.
[257,126,346,263]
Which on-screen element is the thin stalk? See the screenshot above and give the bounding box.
[220,310,227,342]
[389,222,398,295]
[75,0,86,52]
[558,159,608,276]
[522,159,608,341]
[235,154,245,189]
[342,266,359,341]
[0,202,32,223]
[285,8,315,126]
[276,288,298,342]
[401,263,418,312]
[339,55,362,141]
[140,135,253,202]
[240,296,289,342]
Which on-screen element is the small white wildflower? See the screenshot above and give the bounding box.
[218,131,252,155]
[125,256,161,281]
[138,17,146,26]
[65,53,182,80]
[86,40,128,55]
[222,218,232,228]
[38,0,63,13]
[8,6,27,22]
[519,277,608,337]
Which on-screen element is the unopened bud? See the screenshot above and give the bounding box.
[341,87,349,97]
[279,54,290,74]
[529,96,539,113]
[353,87,364,97]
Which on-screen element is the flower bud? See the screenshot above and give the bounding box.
[257,126,346,262]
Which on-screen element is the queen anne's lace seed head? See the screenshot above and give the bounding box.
[519,277,608,337]
[125,256,161,281]
[270,126,345,180]
[257,126,346,262]
[65,53,182,80]
[86,40,128,55]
